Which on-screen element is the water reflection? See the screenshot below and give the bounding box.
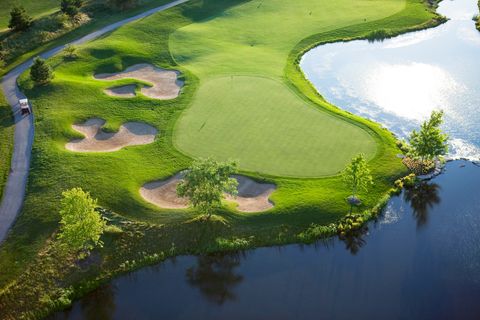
[339,226,368,255]
[186,253,243,305]
[404,182,441,227]
[301,0,480,160]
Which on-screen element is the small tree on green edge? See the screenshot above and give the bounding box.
[343,154,373,205]
[8,6,32,31]
[177,158,238,220]
[30,57,54,85]
[409,110,448,163]
[63,44,78,59]
[58,188,106,255]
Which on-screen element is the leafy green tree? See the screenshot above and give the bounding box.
[61,0,82,17]
[342,154,373,203]
[409,110,448,162]
[8,6,32,31]
[30,57,54,85]
[177,158,238,219]
[58,188,106,253]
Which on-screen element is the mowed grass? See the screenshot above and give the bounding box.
[175,76,376,177]
[0,0,59,29]
[171,0,404,175]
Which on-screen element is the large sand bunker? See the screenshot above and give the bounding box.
[140,174,276,212]
[66,118,157,152]
[95,63,183,99]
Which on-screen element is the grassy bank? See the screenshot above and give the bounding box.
[0,0,59,29]
[0,0,443,317]
[0,0,175,74]
[0,91,13,200]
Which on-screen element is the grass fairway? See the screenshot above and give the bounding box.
[0,0,59,29]
[175,75,376,177]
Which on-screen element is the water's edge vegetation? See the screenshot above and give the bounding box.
[0,0,445,318]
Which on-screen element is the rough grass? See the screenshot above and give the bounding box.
[175,75,376,177]
[0,0,59,29]
[0,0,443,316]
[0,90,13,199]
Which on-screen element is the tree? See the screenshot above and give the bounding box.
[30,57,54,85]
[8,6,32,31]
[57,188,106,254]
[342,154,373,204]
[177,158,238,219]
[61,0,83,17]
[106,0,139,10]
[63,44,78,59]
[409,110,448,163]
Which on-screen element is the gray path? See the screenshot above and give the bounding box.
[0,0,189,243]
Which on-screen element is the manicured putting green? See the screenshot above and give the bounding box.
[174,76,377,177]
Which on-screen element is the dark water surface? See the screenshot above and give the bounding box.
[55,161,480,319]
[54,0,480,318]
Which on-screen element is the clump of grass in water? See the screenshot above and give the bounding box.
[366,29,392,42]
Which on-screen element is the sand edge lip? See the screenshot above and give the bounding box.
[140,173,276,212]
[94,63,183,100]
[66,117,158,152]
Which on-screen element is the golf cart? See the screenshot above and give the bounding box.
[19,99,30,116]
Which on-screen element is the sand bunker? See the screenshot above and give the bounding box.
[95,63,183,100]
[104,84,137,98]
[227,175,276,212]
[140,173,189,209]
[140,174,276,212]
[66,118,157,152]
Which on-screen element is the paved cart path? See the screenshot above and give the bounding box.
[0,0,188,243]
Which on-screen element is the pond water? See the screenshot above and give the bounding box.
[54,161,480,319]
[301,0,480,160]
[54,1,480,319]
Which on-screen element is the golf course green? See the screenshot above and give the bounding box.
[175,75,376,177]
[0,0,444,316]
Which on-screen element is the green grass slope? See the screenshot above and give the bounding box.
[0,91,13,199]
[0,0,442,301]
[0,0,59,29]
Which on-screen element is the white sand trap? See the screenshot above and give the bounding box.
[140,174,276,212]
[104,84,137,98]
[140,173,188,209]
[66,118,157,152]
[95,63,183,100]
[227,175,276,212]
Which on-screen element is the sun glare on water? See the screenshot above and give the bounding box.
[361,62,462,120]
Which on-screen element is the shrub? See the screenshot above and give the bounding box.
[366,29,392,42]
[30,57,54,85]
[8,6,33,31]
[61,0,82,17]
[63,44,78,58]
[214,237,251,250]
[297,223,337,243]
